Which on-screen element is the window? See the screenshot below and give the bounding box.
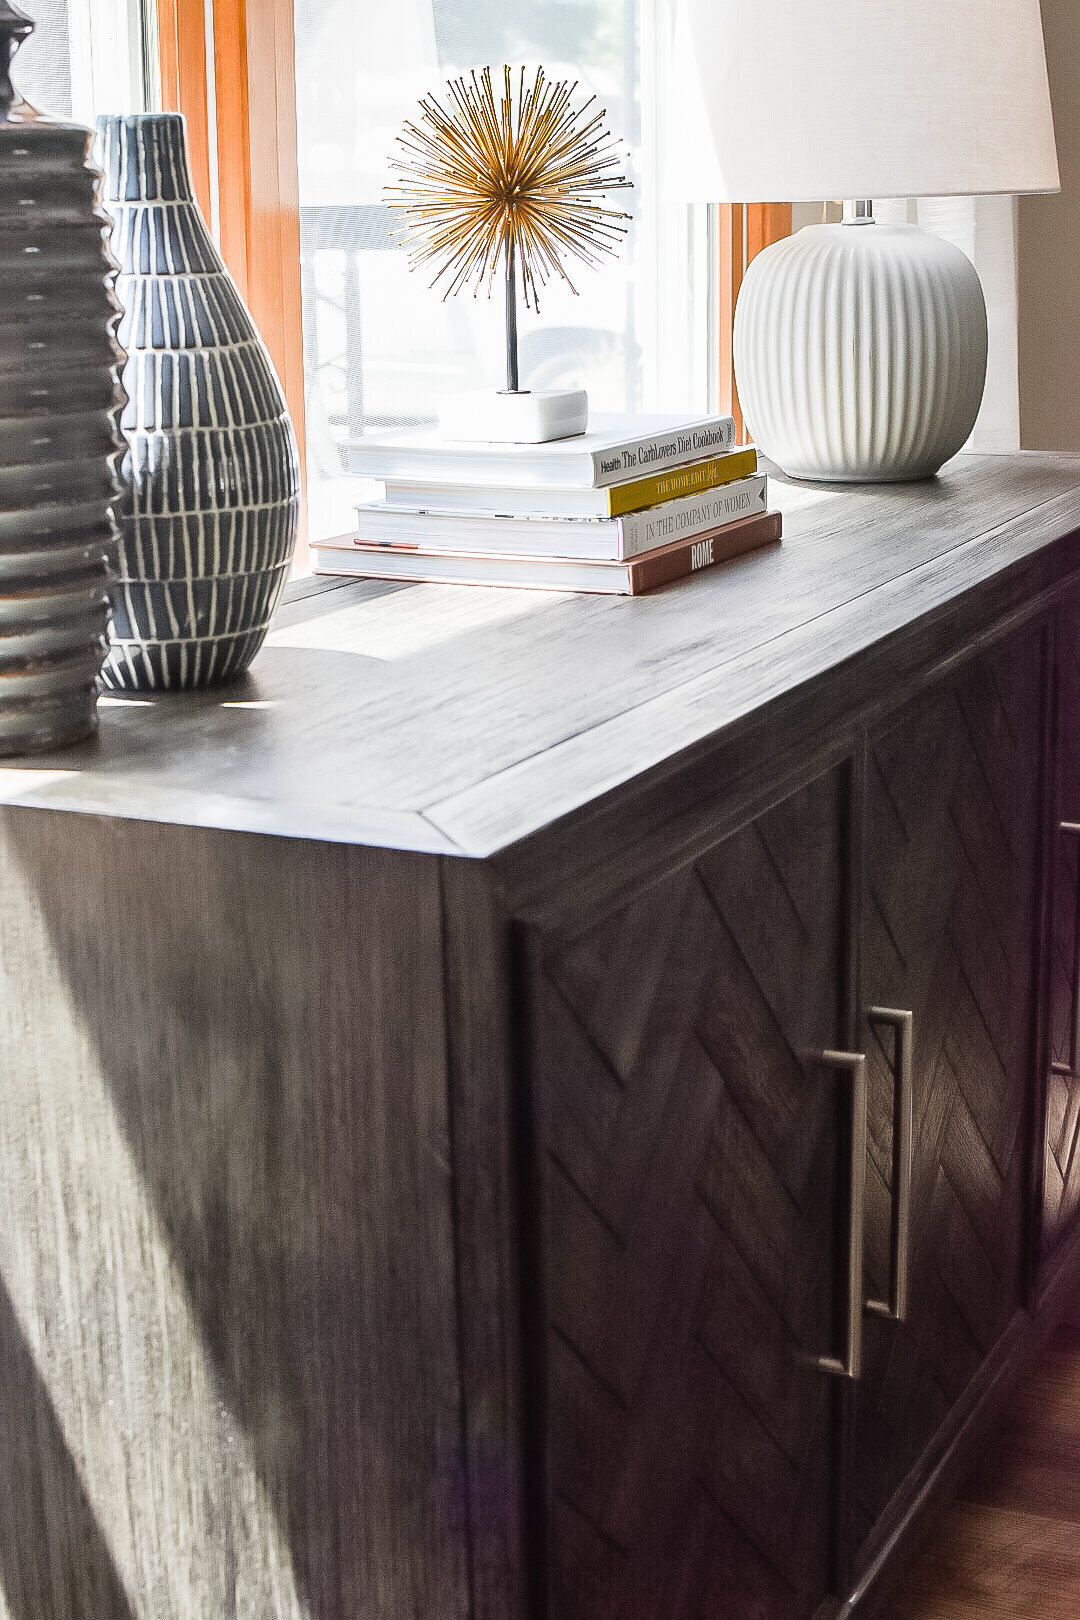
[15,0,791,558]
[292,0,727,541]
[13,0,148,121]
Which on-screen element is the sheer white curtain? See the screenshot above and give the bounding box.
[293,0,439,213]
[13,0,144,123]
[873,196,1021,453]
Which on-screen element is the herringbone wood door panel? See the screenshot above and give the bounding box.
[852,630,1043,1560]
[529,768,851,1620]
[1045,602,1080,1257]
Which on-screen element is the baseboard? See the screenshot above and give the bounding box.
[835,1215,1080,1618]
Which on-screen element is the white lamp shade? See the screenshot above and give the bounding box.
[672,0,1060,201]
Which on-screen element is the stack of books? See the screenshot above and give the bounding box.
[313,413,782,595]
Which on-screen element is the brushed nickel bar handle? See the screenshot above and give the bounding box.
[866,1008,913,1323]
[814,1049,867,1381]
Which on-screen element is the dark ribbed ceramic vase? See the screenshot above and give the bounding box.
[0,0,122,752]
[97,114,299,689]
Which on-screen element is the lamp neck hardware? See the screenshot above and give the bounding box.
[842,199,875,226]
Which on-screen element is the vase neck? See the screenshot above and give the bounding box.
[96,114,196,204]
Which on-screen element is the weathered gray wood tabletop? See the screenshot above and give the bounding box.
[4,451,1080,856]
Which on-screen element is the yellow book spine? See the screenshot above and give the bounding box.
[605,446,758,517]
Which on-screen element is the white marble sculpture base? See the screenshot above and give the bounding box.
[438,388,588,443]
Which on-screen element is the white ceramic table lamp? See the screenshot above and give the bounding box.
[673,0,1059,482]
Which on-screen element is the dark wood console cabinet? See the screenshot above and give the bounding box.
[2,455,1080,1620]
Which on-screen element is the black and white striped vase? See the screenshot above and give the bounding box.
[96,113,299,689]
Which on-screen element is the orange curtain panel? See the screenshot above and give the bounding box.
[155,0,307,491]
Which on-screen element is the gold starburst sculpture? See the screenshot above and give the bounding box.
[386,65,632,391]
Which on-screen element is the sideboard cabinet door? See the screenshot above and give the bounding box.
[1043,595,1080,1260]
[850,625,1044,1567]
[525,766,854,1620]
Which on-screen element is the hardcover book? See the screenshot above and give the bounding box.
[346,412,738,489]
[315,509,782,595]
[381,445,759,520]
[355,473,769,562]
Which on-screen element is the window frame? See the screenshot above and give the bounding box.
[718,203,792,442]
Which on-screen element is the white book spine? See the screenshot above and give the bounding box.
[590,419,737,485]
[354,474,768,559]
[618,475,767,556]
[347,414,738,487]
[354,474,769,559]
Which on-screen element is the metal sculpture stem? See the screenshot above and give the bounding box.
[505,237,520,393]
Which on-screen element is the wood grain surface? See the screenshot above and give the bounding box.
[0,809,469,1620]
[0,455,1077,856]
[438,859,533,1620]
[850,627,1045,1574]
[526,769,851,1620]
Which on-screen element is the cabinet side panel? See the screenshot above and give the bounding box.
[0,809,469,1620]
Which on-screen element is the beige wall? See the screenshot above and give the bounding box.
[1019,0,1080,448]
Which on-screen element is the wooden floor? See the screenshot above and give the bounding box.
[872,1316,1080,1618]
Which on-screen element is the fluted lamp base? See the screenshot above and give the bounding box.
[733,218,988,483]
